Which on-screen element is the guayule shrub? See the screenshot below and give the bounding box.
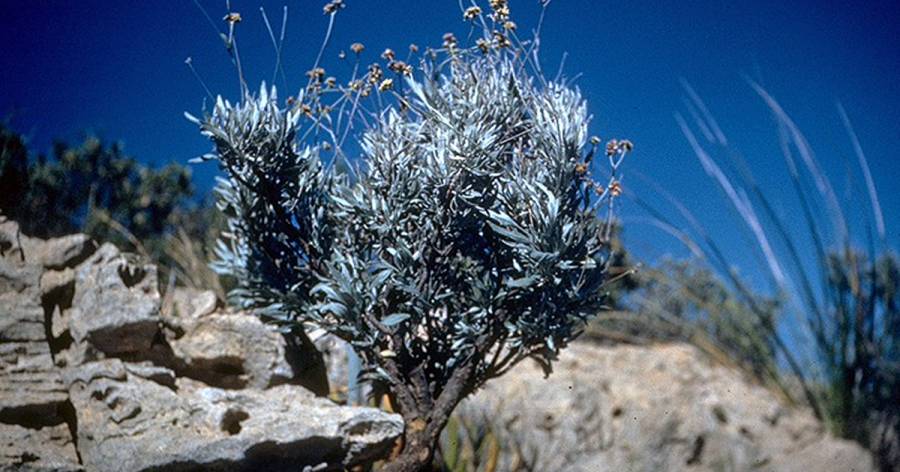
[191,2,629,469]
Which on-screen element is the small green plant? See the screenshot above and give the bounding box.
[190,2,629,469]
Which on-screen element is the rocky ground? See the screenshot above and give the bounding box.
[0,219,880,471]
[461,342,876,471]
[0,219,402,471]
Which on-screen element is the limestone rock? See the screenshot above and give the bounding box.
[462,342,876,472]
[65,359,402,472]
[162,288,298,389]
[0,341,69,425]
[0,260,68,428]
[0,219,94,271]
[67,244,160,356]
[0,221,80,471]
[0,423,80,472]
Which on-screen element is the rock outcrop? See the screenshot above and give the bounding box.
[0,219,403,471]
[461,342,876,471]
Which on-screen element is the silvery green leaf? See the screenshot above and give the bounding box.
[381,313,410,326]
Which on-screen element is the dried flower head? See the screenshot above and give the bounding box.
[350,42,365,55]
[606,139,618,157]
[323,0,345,15]
[504,20,517,31]
[493,31,511,49]
[443,32,458,48]
[378,78,394,92]
[381,48,396,61]
[590,136,601,145]
[575,163,589,175]
[389,60,413,76]
[306,67,326,81]
[490,0,511,22]
[368,63,384,83]
[620,139,634,152]
[476,38,491,54]
[609,181,622,197]
[325,77,337,88]
[463,6,482,20]
[223,12,242,24]
[409,43,419,53]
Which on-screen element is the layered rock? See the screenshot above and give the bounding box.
[162,288,301,390]
[461,342,876,472]
[0,220,83,471]
[0,219,402,471]
[64,359,399,472]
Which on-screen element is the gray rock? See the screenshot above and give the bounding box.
[25,234,95,271]
[0,261,45,342]
[162,288,320,391]
[0,222,80,471]
[0,341,69,425]
[40,269,75,340]
[0,219,94,271]
[0,257,69,428]
[462,342,876,472]
[67,244,160,356]
[65,359,403,472]
[0,423,80,472]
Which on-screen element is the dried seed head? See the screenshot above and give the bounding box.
[443,32,458,48]
[609,181,622,197]
[306,67,326,81]
[590,136,601,145]
[606,139,618,157]
[382,48,396,61]
[575,163,588,175]
[463,6,482,20]
[476,38,491,54]
[389,60,412,76]
[620,139,634,152]
[323,0,345,15]
[409,43,419,53]
[325,77,337,88]
[379,78,394,92]
[492,5,511,21]
[504,20,517,31]
[223,12,242,24]
[493,31,511,49]
[350,42,365,54]
[368,63,383,83]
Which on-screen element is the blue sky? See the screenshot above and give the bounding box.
[2,0,899,291]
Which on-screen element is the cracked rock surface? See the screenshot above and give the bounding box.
[0,219,402,471]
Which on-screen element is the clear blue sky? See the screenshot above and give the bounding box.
[2,0,899,287]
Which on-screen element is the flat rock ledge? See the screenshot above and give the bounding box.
[0,218,402,472]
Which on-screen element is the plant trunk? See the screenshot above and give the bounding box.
[380,422,443,472]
